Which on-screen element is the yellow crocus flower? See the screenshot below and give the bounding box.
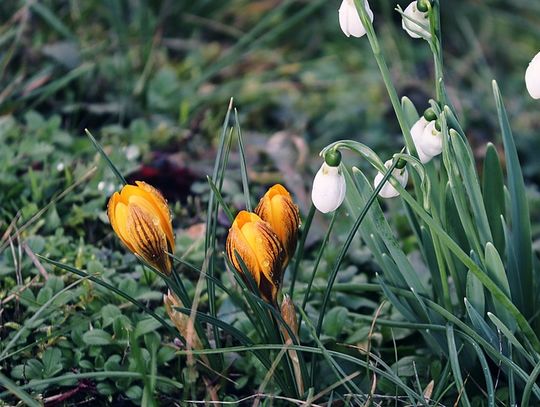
[254,184,300,266]
[107,181,174,274]
[226,211,284,304]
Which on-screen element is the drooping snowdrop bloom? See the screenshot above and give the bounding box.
[373,159,409,199]
[401,1,431,39]
[410,116,433,164]
[312,151,346,213]
[338,0,373,38]
[419,120,443,157]
[525,51,540,99]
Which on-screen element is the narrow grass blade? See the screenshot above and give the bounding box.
[234,108,252,212]
[0,372,41,407]
[522,361,540,407]
[459,335,495,407]
[487,312,536,365]
[290,204,315,298]
[85,129,127,185]
[206,175,234,223]
[29,2,74,39]
[445,325,471,407]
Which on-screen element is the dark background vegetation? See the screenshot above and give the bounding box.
[0,0,539,405]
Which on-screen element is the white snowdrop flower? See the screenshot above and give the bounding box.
[97,181,106,191]
[525,51,540,99]
[419,120,443,157]
[373,159,409,199]
[56,162,65,172]
[401,1,431,39]
[107,183,116,194]
[338,0,373,38]
[124,145,140,161]
[410,116,434,163]
[312,160,346,213]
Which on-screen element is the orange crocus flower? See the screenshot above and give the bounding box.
[226,211,284,303]
[255,184,300,266]
[107,181,174,274]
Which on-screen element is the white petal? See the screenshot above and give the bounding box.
[401,2,430,40]
[410,116,434,163]
[338,0,373,38]
[311,163,346,213]
[525,51,540,99]
[373,160,409,199]
[419,121,443,157]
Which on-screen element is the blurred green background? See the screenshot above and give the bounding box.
[1,0,540,404]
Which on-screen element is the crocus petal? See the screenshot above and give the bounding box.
[525,51,540,99]
[401,1,431,39]
[254,184,300,265]
[311,162,346,213]
[410,116,434,163]
[107,181,174,274]
[420,121,443,157]
[226,211,284,303]
[338,0,373,38]
[126,204,172,274]
[373,159,409,199]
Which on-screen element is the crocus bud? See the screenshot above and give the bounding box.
[402,1,431,39]
[311,156,346,213]
[373,159,409,198]
[107,181,174,274]
[164,290,202,350]
[410,116,434,164]
[525,51,540,99]
[226,211,285,304]
[254,184,300,266]
[280,295,299,344]
[420,120,443,156]
[338,0,373,38]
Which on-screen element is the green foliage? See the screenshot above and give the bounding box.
[1,0,540,405]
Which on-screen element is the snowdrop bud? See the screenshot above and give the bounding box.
[420,120,443,156]
[338,0,373,38]
[402,1,431,39]
[374,160,409,199]
[311,153,346,213]
[410,116,433,164]
[416,0,431,13]
[525,51,540,99]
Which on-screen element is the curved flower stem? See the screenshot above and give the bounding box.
[353,0,416,156]
[289,204,316,298]
[310,157,402,383]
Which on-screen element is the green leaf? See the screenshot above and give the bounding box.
[125,385,143,400]
[464,298,497,349]
[465,269,484,315]
[42,348,63,378]
[323,307,348,337]
[101,305,121,328]
[485,242,515,331]
[134,319,163,339]
[492,81,534,319]
[482,143,505,255]
[401,96,420,128]
[449,129,493,246]
[83,329,112,346]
